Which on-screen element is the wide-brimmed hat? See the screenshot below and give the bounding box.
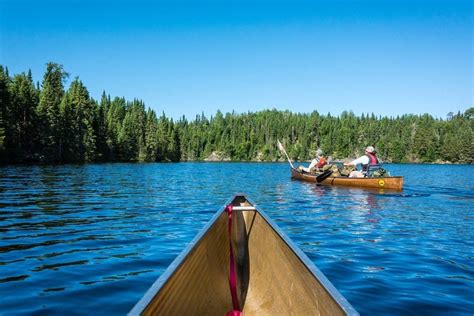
[365,146,375,153]
[316,149,323,156]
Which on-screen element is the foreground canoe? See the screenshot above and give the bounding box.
[129,195,358,315]
[291,167,403,191]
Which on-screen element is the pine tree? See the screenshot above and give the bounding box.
[105,97,126,160]
[144,109,158,161]
[0,66,10,162]
[37,63,68,162]
[8,72,39,161]
[68,78,97,162]
[118,100,145,161]
[59,91,78,162]
[95,92,111,161]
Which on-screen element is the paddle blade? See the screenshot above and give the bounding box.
[316,170,333,183]
[277,140,284,152]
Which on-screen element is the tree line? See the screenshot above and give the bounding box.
[0,63,472,164]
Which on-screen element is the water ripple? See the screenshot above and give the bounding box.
[0,163,473,315]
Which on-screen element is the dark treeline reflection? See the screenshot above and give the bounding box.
[0,63,472,164]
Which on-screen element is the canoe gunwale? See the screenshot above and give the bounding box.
[129,194,358,316]
[128,198,230,316]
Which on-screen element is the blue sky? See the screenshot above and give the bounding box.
[0,0,472,119]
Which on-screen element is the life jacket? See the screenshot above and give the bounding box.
[316,157,327,168]
[362,153,379,171]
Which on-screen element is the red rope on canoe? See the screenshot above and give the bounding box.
[225,205,242,315]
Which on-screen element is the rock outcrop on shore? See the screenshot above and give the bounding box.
[252,151,265,162]
[204,151,231,161]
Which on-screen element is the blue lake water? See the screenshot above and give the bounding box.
[0,163,473,315]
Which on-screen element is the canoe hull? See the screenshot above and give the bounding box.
[291,167,403,190]
[129,195,358,315]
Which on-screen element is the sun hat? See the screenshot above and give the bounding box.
[365,146,375,153]
[316,149,323,156]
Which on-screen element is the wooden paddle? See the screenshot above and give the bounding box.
[277,140,295,169]
[316,170,333,183]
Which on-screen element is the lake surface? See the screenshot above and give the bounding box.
[0,163,473,315]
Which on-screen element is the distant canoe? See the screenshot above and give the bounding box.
[291,167,403,191]
[129,195,358,315]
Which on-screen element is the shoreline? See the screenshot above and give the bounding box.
[0,160,471,167]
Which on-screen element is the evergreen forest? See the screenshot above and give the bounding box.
[1,63,472,164]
